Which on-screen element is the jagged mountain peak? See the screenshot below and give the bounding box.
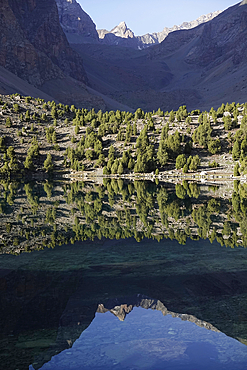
[110,21,135,38]
[97,10,222,49]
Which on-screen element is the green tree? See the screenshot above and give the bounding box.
[24,155,34,170]
[208,139,221,155]
[118,162,124,175]
[232,140,241,160]
[44,154,54,172]
[5,117,12,128]
[157,141,168,166]
[189,155,200,171]
[176,154,186,170]
[234,162,240,176]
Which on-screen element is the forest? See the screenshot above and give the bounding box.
[1,94,247,178]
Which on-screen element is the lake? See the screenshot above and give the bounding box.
[0,179,247,369]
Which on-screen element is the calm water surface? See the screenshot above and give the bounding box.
[0,237,247,369]
[1,180,247,369]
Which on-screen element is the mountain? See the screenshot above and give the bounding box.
[73,1,247,112]
[147,1,247,109]
[97,11,222,49]
[55,0,99,44]
[1,0,247,112]
[0,0,88,86]
[137,11,222,47]
[0,0,116,110]
[97,21,139,48]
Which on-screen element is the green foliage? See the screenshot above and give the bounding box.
[5,117,12,128]
[232,140,241,160]
[208,139,221,155]
[13,103,19,113]
[189,155,200,171]
[223,115,233,130]
[43,154,54,172]
[234,162,240,176]
[176,154,186,170]
[209,160,219,168]
[157,141,168,166]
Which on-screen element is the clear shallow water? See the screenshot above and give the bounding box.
[32,308,247,370]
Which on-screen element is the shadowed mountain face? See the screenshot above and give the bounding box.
[55,0,99,44]
[0,0,88,86]
[71,2,247,112]
[1,0,247,112]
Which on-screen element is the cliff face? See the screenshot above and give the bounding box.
[55,0,99,43]
[0,0,88,86]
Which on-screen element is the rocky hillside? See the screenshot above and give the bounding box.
[0,0,88,86]
[55,0,99,44]
[75,2,247,112]
[97,11,222,49]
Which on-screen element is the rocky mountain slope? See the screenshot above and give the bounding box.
[148,1,247,109]
[55,0,99,44]
[0,0,88,86]
[1,0,247,113]
[98,11,222,49]
[73,1,247,112]
[0,0,114,110]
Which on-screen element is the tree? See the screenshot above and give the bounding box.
[208,139,221,155]
[234,162,240,176]
[176,154,186,170]
[176,183,186,199]
[128,157,135,170]
[52,131,57,144]
[25,110,30,122]
[13,103,19,113]
[169,111,175,122]
[189,155,200,171]
[5,117,12,128]
[232,141,241,160]
[24,155,34,170]
[118,162,124,175]
[96,154,105,167]
[183,164,188,173]
[44,154,53,172]
[111,159,119,174]
[223,115,233,130]
[157,140,168,166]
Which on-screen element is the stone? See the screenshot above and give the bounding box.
[55,0,99,43]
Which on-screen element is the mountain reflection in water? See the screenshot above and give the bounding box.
[31,304,247,370]
[1,180,247,369]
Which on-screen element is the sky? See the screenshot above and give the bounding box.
[78,0,237,35]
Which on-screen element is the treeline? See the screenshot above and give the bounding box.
[1,93,247,177]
